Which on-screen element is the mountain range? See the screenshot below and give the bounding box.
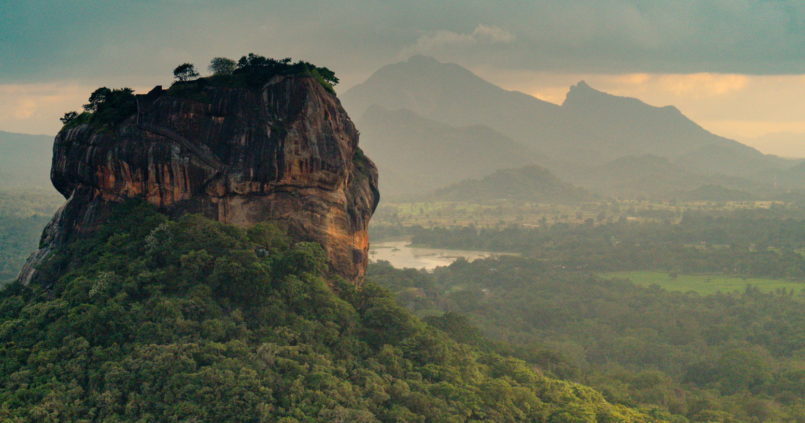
[343,55,802,200]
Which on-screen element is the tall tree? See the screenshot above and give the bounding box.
[208,57,236,75]
[173,63,199,81]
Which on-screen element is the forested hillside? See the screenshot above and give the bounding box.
[0,202,663,422]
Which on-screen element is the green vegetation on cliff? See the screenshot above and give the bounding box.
[61,87,138,129]
[60,54,340,131]
[0,202,661,422]
[169,54,340,98]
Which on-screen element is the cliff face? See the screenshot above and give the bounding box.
[19,75,379,283]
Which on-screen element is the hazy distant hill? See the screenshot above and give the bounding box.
[673,140,792,179]
[559,81,709,159]
[344,56,798,193]
[429,165,595,203]
[343,55,561,153]
[356,106,538,197]
[0,131,53,190]
[568,155,763,199]
[559,82,790,176]
[774,162,805,188]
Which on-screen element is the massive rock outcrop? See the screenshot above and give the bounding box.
[19,75,379,284]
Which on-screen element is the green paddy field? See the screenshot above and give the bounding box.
[603,270,805,295]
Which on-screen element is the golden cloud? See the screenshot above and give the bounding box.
[654,73,750,97]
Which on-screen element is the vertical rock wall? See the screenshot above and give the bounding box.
[20,75,379,284]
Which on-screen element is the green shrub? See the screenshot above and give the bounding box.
[59,87,137,131]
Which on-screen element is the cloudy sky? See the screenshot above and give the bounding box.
[1,0,804,155]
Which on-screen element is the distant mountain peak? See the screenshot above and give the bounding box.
[563,81,683,117]
[374,54,474,80]
[573,80,592,90]
[344,58,783,183]
[405,54,441,65]
[562,80,614,106]
[341,54,557,136]
[562,81,687,123]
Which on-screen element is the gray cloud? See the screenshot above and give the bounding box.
[0,0,803,88]
[398,24,516,59]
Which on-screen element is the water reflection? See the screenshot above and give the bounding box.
[369,240,516,271]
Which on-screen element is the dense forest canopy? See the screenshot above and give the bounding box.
[364,201,805,422]
[0,202,662,422]
[4,127,804,421]
[369,257,805,422]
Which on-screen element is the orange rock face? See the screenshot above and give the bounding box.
[21,76,379,284]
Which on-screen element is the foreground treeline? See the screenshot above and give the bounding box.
[391,210,805,280]
[369,257,805,422]
[0,201,661,422]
